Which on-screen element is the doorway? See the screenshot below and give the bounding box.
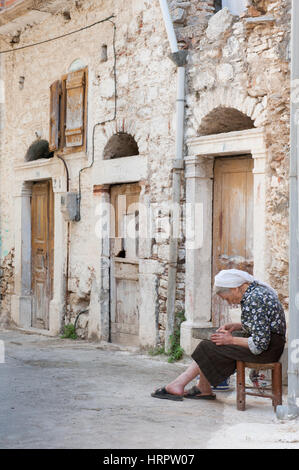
[212,156,254,325]
[182,128,267,354]
[31,180,54,329]
[110,183,140,346]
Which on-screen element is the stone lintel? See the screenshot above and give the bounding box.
[93,184,110,195]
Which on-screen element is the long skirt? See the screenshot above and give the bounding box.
[191,333,285,387]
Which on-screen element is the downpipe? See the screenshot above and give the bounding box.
[276,128,299,420]
[276,0,299,420]
[57,154,71,326]
[159,0,187,352]
[276,163,299,419]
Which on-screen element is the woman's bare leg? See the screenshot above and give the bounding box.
[197,370,213,395]
[165,360,213,396]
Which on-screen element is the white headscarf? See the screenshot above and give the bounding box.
[214,269,278,298]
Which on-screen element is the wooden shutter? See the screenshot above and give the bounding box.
[49,80,62,151]
[65,69,86,148]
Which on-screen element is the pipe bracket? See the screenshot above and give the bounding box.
[169,50,188,67]
[172,159,185,170]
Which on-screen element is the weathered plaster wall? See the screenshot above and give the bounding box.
[0,0,180,340]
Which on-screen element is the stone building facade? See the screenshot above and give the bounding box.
[0,0,291,353]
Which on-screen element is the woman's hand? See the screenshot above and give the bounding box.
[211,330,234,346]
[216,323,241,333]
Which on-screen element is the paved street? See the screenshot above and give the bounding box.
[0,328,299,449]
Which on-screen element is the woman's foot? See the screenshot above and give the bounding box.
[151,387,184,401]
[184,384,215,397]
[164,382,185,396]
[184,385,216,400]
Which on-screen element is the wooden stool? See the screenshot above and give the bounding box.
[236,361,282,411]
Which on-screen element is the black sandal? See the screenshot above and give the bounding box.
[151,387,184,401]
[184,385,216,400]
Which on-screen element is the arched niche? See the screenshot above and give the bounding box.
[103,133,139,160]
[198,106,255,136]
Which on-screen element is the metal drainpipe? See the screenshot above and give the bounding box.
[276,0,299,420]
[57,154,71,328]
[159,0,187,352]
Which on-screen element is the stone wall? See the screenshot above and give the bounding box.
[184,0,291,307]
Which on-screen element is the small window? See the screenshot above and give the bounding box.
[49,67,88,153]
[215,0,247,16]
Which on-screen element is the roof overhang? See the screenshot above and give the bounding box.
[0,0,63,36]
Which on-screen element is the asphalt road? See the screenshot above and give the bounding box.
[0,329,298,449]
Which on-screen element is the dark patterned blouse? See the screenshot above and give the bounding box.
[240,281,286,355]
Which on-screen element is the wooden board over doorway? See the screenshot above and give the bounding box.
[110,183,141,346]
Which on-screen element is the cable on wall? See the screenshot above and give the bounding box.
[0,15,115,54]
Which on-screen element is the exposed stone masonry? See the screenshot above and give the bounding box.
[0,249,14,327]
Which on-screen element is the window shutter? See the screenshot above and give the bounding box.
[65,69,86,148]
[49,80,62,151]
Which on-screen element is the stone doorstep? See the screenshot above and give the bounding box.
[192,327,218,340]
[3,326,142,354]
[14,326,60,337]
[95,340,140,354]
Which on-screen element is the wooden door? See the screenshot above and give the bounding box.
[110,184,140,346]
[212,156,253,325]
[31,180,54,329]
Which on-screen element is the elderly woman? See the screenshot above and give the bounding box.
[151,269,286,401]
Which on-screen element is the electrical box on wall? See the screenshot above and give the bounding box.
[61,192,79,221]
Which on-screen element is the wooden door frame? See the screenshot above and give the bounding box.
[12,159,68,335]
[93,181,161,348]
[181,128,267,355]
[109,183,141,346]
[31,180,54,330]
[212,155,254,327]
[212,155,254,276]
